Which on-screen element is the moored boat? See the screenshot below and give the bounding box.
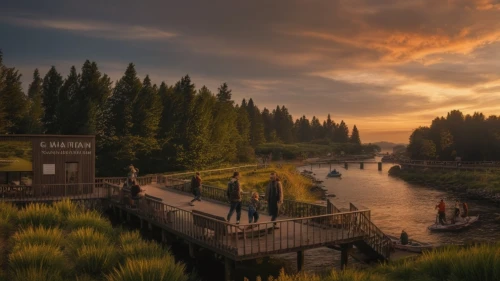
[327,170,342,178]
[427,215,479,232]
[386,235,434,253]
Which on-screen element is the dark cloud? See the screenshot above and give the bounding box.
[2,0,500,141]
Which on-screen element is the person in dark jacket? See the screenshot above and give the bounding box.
[266,172,284,229]
[189,172,202,206]
[400,230,409,245]
[226,172,242,224]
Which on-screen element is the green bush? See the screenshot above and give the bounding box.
[9,244,68,276]
[106,257,188,281]
[66,227,111,255]
[121,240,165,260]
[17,203,61,228]
[10,267,63,281]
[0,217,14,238]
[66,210,113,235]
[75,245,120,276]
[119,231,142,247]
[11,226,64,251]
[53,199,81,218]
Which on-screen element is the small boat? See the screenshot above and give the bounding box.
[386,235,434,253]
[427,215,479,232]
[327,171,342,178]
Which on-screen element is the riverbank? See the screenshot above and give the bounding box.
[388,166,500,203]
[255,242,500,281]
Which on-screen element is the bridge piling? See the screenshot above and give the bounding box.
[360,162,364,169]
[297,251,305,272]
[378,162,382,171]
[224,257,235,281]
[330,164,332,172]
[344,162,348,169]
[340,243,352,270]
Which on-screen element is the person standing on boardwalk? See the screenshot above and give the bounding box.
[266,172,283,228]
[248,192,261,226]
[226,172,242,224]
[189,172,202,206]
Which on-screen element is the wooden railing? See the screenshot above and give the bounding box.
[95,176,156,188]
[112,192,369,259]
[162,164,263,180]
[165,178,327,218]
[348,203,391,259]
[0,183,109,201]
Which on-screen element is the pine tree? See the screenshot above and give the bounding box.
[310,116,323,140]
[216,82,233,105]
[58,66,79,134]
[337,120,350,143]
[247,98,265,147]
[0,52,6,133]
[108,63,142,136]
[25,69,44,133]
[158,81,174,139]
[295,115,312,142]
[0,66,28,133]
[42,66,63,134]
[324,114,335,141]
[132,75,162,137]
[350,125,361,145]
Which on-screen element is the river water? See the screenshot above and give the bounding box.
[110,158,500,281]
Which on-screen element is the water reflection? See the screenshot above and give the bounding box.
[301,159,500,245]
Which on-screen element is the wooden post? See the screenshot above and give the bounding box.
[188,242,197,259]
[360,162,364,169]
[330,164,332,172]
[224,257,234,281]
[297,251,305,272]
[378,162,382,171]
[340,243,351,270]
[344,162,348,169]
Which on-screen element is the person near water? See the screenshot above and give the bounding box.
[436,199,446,225]
[265,172,284,229]
[454,200,460,218]
[226,172,242,224]
[400,230,409,245]
[248,192,261,226]
[189,172,202,206]
[462,202,469,218]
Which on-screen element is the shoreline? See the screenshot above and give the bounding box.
[388,166,500,204]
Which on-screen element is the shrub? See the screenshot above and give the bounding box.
[0,217,14,238]
[53,199,80,218]
[66,210,113,235]
[75,245,120,276]
[0,202,18,222]
[10,267,63,281]
[66,227,111,255]
[11,226,64,250]
[17,203,61,228]
[121,240,165,260]
[106,257,188,281]
[9,244,68,276]
[119,231,142,247]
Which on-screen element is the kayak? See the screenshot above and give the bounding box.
[386,235,434,253]
[427,215,479,232]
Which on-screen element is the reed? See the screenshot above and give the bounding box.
[53,199,81,218]
[10,267,63,281]
[0,202,18,222]
[8,244,68,276]
[121,240,166,261]
[66,227,111,255]
[106,257,188,281]
[66,210,113,235]
[11,226,64,251]
[74,245,120,276]
[17,203,61,228]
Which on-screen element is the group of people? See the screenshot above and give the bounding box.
[189,171,284,228]
[435,199,468,225]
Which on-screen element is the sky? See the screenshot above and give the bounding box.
[1,0,500,143]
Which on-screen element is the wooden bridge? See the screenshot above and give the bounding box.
[0,170,392,281]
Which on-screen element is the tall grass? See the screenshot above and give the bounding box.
[0,217,14,238]
[66,227,111,255]
[11,226,64,250]
[106,257,188,281]
[74,245,120,276]
[53,199,81,218]
[121,240,166,260]
[17,203,61,228]
[9,244,68,276]
[203,164,317,202]
[118,231,142,246]
[66,210,113,235]
[0,202,18,222]
[10,267,63,281]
